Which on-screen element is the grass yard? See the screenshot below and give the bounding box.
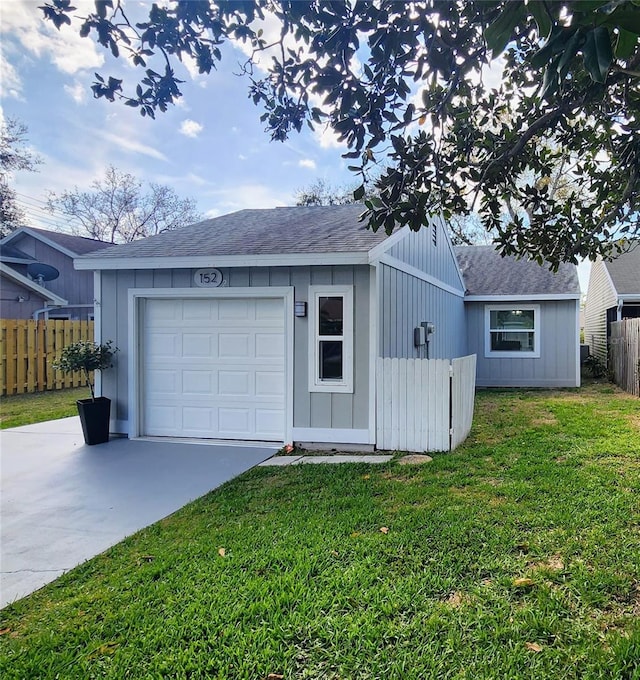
[0,387,90,429]
[1,382,638,679]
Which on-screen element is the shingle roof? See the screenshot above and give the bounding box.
[80,205,389,260]
[25,227,111,255]
[603,243,640,295]
[454,245,580,296]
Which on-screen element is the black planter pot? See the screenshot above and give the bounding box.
[77,397,111,445]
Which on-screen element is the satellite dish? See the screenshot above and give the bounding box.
[27,262,60,285]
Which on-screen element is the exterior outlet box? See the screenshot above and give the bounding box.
[414,326,426,347]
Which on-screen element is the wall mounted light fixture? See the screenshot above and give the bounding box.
[294,301,307,317]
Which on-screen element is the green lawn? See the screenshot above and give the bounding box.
[1,383,638,679]
[0,387,90,429]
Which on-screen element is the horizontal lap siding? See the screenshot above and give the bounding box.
[466,300,578,387]
[584,259,618,363]
[99,265,370,434]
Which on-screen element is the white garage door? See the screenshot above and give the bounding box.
[142,297,285,441]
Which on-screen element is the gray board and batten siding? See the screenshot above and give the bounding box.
[455,246,581,388]
[465,299,579,387]
[378,216,467,360]
[98,265,372,436]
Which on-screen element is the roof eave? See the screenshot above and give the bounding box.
[464,293,581,301]
[0,262,68,305]
[74,251,372,270]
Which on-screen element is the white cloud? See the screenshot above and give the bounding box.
[203,183,293,215]
[98,131,168,162]
[64,80,87,104]
[1,0,104,76]
[0,51,22,99]
[298,158,316,170]
[179,119,204,138]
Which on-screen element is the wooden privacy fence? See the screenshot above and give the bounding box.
[1,319,94,396]
[376,354,477,452]
[610,319,640,397]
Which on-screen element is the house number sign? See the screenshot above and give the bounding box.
[194,268,223,287]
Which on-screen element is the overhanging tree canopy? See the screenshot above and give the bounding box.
[41,0,640,266]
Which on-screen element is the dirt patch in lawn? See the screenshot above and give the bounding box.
[529,555,565,573]
[397,454,433,465]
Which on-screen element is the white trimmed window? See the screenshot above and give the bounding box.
[485,305,540,358]
[309,285,354,393]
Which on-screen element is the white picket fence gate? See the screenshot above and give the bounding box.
[376,354,477,452]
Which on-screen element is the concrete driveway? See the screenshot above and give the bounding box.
[0,417,277,608]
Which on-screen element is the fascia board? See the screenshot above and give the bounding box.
[74,252,371,270]
[464,293,581,302]
[0,262,68,305]
[367,224,410,262]
[619,294,640,301]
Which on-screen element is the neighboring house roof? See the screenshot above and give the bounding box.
[602,244,640,295]
[0,243,37,264]
[79,205,389,261]
[454,245,580,297]
[0,262,68,306]
[0,226,111,257]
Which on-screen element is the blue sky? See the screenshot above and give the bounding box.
[1,1,354,225]
[1,0,591,290]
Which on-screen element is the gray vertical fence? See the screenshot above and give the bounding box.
[610,319,640,397]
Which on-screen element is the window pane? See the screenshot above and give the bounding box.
[490,309,535,330]
[319,341,343,380]
[491,331,535,352]
[319,296,343,335]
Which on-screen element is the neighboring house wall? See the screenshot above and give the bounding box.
[379,221,467,360]
[98,265,371,436]
[584,259,618,362]
[0,275,50,319]
[465,299,579,387]
[7,234,96,320]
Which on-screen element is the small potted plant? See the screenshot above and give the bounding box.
[54,340,118,445]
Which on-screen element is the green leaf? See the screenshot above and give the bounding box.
[582,27,613,82]
[485,2,525,56]
[527,1,552,39]
[614,28,638,59]
[353,184,365,201]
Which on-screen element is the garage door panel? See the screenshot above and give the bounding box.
[147,333,179,358]
[146,369,178,394]
[182,299,215,320]
[255,371,284,397]
[183,407,214,431]
[182,370,213,394]
[218,371,251,396]
[146,405,178,432]
[256,298,285,319]
[143,297,285,441]
[255,409,284,437]
[182,333,213,358]
[256,333,285,357]
[218,298,251,319]
[218,333,250,358]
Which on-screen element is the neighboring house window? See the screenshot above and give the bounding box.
[308,285,354,393]
[485,305,540,358]
[47,313,71,320]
